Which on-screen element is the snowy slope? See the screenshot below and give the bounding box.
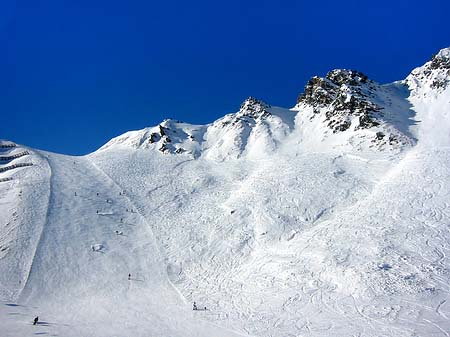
[1,47,450,337]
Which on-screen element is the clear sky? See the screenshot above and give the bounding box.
[1,0,449,155]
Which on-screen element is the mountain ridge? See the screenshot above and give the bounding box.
[1,47,450,337]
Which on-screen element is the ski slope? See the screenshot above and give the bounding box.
[1,47,450,336]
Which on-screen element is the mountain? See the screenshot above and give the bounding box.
[1,47,450,337]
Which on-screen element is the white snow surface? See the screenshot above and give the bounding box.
[1,48,450,336]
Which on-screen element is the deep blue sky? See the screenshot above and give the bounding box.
[1,0,449,155]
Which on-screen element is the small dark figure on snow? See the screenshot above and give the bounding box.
[97,193,99,196]
[128,273,131,280]
[96,210,99,214]
[74,192,77,196]
[33,316,38,325]
[193,302,197,310]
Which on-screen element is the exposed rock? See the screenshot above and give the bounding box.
[297,77,334,106]
[149,133,160,144]
[429,52,450,70]
[159,125,168,137]
[175,148,186,154]
[159,143,170,154]
[326,69,369,86]
[407,48,450,93]
[376,132,385,140]
[238,97,272,121]
[298,69,382,133]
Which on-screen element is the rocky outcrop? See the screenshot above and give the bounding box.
[297,69,382,133]
[219,97,272,129]
[407,48,450,94]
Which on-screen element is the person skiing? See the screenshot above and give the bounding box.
[128,273,131,280]
[193,302,197,310]
[33,316,38,325]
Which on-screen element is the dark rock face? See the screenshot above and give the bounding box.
[326,69,369,86]
[145,122,176,154]
[429,53,450,70]
[412,50,450,91]
[149,133,160,144]
[297,77,334,106]
[429,53,450,89]
[298,69,381,133]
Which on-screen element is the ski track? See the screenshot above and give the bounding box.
[87,157,188,304]
[18,152,54,303]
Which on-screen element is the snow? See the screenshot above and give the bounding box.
[1,47,450,336]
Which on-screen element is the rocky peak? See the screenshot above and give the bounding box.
[326,69,369,86]
[407,47,450,93]
[297,69,381,133]
[215,97,272,130]
[430,48,450,70]
[237,97,271,120]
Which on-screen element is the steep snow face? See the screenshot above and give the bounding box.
[2,48,450,337]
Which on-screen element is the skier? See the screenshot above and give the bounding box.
[128,273,131,280]
[33,316,38,325]
[91,246,95,252]
[193,302,197,310]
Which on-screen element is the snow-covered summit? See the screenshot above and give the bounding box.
[406,46,450,96]
[202,97,295,161]
[98,119,206,156]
